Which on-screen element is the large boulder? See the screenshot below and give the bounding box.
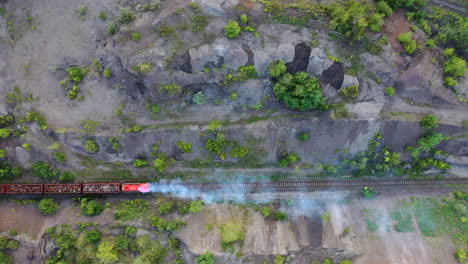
[224,46,248,69]
[196,0,239,16]
[340,75,359,89]
[15,147,30,163]
[307,48,333,75]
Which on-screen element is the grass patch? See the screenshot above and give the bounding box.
[114,199,150,221]
[391,205,414,232]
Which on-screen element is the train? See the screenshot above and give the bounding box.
[0,183,150,194]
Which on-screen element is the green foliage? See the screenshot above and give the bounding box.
[86,230,101,244]
[76,5,88,20]
[177,141,192,153]
[270,61,328,111]
[190,15,209,32]
[323,259,332,264]
[274,255,285,264]
[443,52,466,79]
[189,200,204,213]
[153,157,169,172]
[114,199,150,221]
[385,86,395,96]
[417,133,443,151]
[0,161,22,180]
[66,67,86,83]
[220,221,243,244]
[133,62,153,74]
[223,65,258,85]
[376,1,393,17]
[158,24,174,36]
[96,239,119,264]
[230,146,249,158]
[274,211,288,221]
[420,115,439,130]
[397,32,417,54]
[229,92,238,100]
[131,32,141,41]
[79,198,104,216]
[368,13,384,32]
[53,152,67,163]
[340,261,353,264]
[158,201,174,215]
[208,120,221,131]
[117,8,135,25]
[361,187,376,199]
[455,249,466,263]
[103,68,111,77]
[339,85,359,99]
[278,152,300,167]
[193,91,207,105]
[160,82,182,94]
[32,161,60,180]
[225,20,241,38]
[444,77,458,87]
[0,149,5,158]
[39,198,59,215]
[151,216,186,231]
[426,39,435,48]
[0,114,14,128]
[80,119,100,134]
[59,171,75,183]
[0,128,10,138]
[391,207,414,232]
[0,252,12,264]
[25,111,48,130]
[195,252,214,264]
[259,207,272,217]
[321,212,331,223]
[98,12,107,20]
[125,226,137,235]
[206,133,227,158]
[297,132,309,142]
[240,14,249,24]
[133,159,148,168]
[106,22,118,35]
[84,140,99,153]
[145,103,160,118]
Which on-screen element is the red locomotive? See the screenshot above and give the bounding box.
[0,183,150,194]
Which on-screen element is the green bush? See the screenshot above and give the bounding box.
[323,259,332,264]
[208,120,221,131]
[117,8,135,25]
[115,199,149,221]
[133,159,148,168]
[0,114,14,128]
[66,67,86,83]
[361,187,376,199]
[340,261,353,264]
[80,119,100,134]
[274,255,285,264]
[321,212,331,223]
[59,171,75,183]
[5,240,18,250]
[125,226,137,235]
[158,24,174,36]
[86,230,101,244]
[53,152,67,163]
[260,207,272,217]
[417,133,443,151]
[455,249,466,263]
[84,140,99,153]
[443,53,466,78]
[131,32,141,41]
[420,114,439,130]
[444,77,458,87]
[153,157,169,172]
[158,201,174,215]
[368,13,384,32]
[0,161,22,180]
[98,12,107,20]
[339,85,359,99]
[133,62,153,74]
[426,39,435,48]
[0,252,12,264]
[376,1,393,16]
[106,22,118,35]
[297,132,309,141]
[39,198,59,215]
[80,198,104,216]
[269,61,328,111]
[160,83,182,94]
[229,92,238,100]
[103,68,111,77]
[225,20,241,38]
[274,211,288,221]
[177,141,192,153]
[190,15,209,32]
[195,252,214,264]
[278,152,300,167]
[230,146,249,158]
[32,161,60,180]
[397,32,417,54]
[240,14,249,23]
[193,91,207,105]
[385,86,395,96]
[189,200,204,213]
[220,221,244,244]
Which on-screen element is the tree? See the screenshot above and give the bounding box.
[444,55,466,78]
[86,230,101,244]
[117,7,135,25]
[225,20,241,38]
[153,157,168,172]
[80,198,104,216]
[297,132,309,141]
[193,91,207,105]
[376,1,393,16]
[230,146,249,158]
[368,13,384,32]
[84,140,99,153]
[455,249,466,263]
[420,115,439,129]
[0,161,22,180]
[397,32,417,54]
[328,0,370,40]
[32,161,60,180]
[417,133,443,151]
[274,211,288,221]
[53,152,67,163]
[133,159,148,168]
[177,141,192,153]
[0,128,10,138]
[195,252,215,264]
[361,187,376,199]
[66,67,86,83]
[385,86,395,96]
[96,239,119,264]
[59,171,75,183]
[0,252,12,264]
[38,198,59,215]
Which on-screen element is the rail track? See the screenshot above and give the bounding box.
[155,178,468,192]
[428,0,467,14]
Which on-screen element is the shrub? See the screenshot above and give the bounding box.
[80,119,100,134]
[84,140,99,153]
[131,32,141,41]
[158,201,174,214]
[323,259,332,264]
[297,132,309,141]
[260,207,272,217]
[8,230,18,236]
[443,55,466,78]
[0,128,10,138]
[376,1,393,17]
[98,12,107,20]
[278,152,300,167]
[328,0,376,40]
[106,22,118,35]
[220,221,243,244]
[125,226,137,235]
[195,252,214,264]
[5,240,18,250]
[0,161,22,180]
[230,146,248,158]
[368,13,384,32]
[274,211,288,221]
[420,114,439,130]
[39,198,59,215]
[208,120,221,131]
[225,20,241,38]
[417,133,443,151]
[426,39,435,48]
[177,141,192,153]
[146,103,160,117]
[59,171,75,183]
[103,68,111,77]
[274,255,285,264]
[339,85,359,99]
[269,61,328,111]
[444,77,458,87]
[117,8,135,25]
[0,114,14,128]
[80,198,104,216]
[455,249,466,263]
[133,62,153,74]
[66,67,86,83]
[32,161,60,180]
[86,230,101,244]
[158,24,174,36]
[0,252,12,264]
[193,91,207,105]
[190,15,209,32]
[76,5,88,20]
[188,200,204,213]
[321,212,331,223]
[361,187,376,199]
[340,261,353,264]
[385,86,395,96]
[53,152,67,163]
[397,32,417,54]
[229,92,238,100]
[160,83,182,94]
[153,157,169,172]
[133,159,148,168]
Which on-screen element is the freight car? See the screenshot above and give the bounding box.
[0,183,150,194]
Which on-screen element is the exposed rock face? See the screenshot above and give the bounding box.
[307,48,333,76]
[15,147,30,163]
[340,75,359,89]
[0,16,8,39]
[195,0,239,16]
